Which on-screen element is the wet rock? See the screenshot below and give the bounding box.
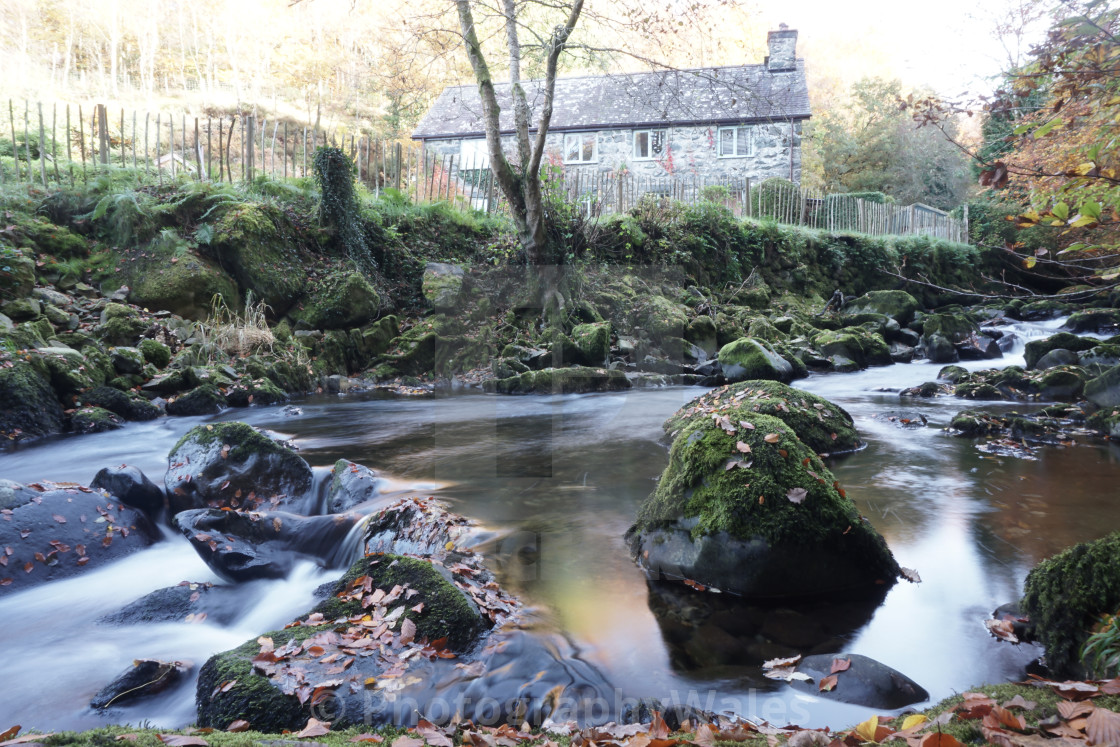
[922,333,957,363]
[174,508,361,582]
[292,271,381,330]
[829,355,860,373]
[91,659,191,709]
[166,383,228,416]
[225,378,288,407]
[789,653,928,708]
[1079,344,1120,376]
[1017,299,1069,321]
[1063,308,1120,335]
[0,253,35,298]
[1035,348,1080,370]
[811,328,891,368]
[99,582,242,626]
[97,303,149,346]
[326,459,391,514]
[70,406,125,433]
[938,365,969,383]
[956,334,1003,361]
[0,359,64,443]
[1024,332,1098,370]
[110,346,146,375]
[900,381,950,398]
[165,422,314,514]
[685,316,718,356]
[0,484,159,594]
[362,497,484,558]
[484,367,631,394]
[1038,367,1086,400]
[888,342,916,363]
[718,338,793,383]
[629,387,898,599]
[91,464,166,520]
[80,385,162,421]
[1085,364,1120,408]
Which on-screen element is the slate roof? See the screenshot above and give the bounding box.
[412,60,810,140]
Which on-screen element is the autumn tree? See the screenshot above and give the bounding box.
[909,0,1120,295]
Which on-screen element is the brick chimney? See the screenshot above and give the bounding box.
[766,24,798,72]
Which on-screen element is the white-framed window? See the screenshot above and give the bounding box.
[458,138,490,169]
[633,129,667,160]
[717,125,753,157]
[563,132,597,164]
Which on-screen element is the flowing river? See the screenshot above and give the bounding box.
[2,317,1120,732]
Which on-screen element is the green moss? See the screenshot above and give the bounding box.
[170,421,288,464]
[635,413,893,585]
[138,338,171,368]
[841,289,920,324]
[314,554,486,651]
[210,203,307,316]
[292,270,381,330]
[635,295,689,341]
[485,366,631,394]
[718,338,793,382]
[811,327,891,367]
[1024,332,1098,369]
[0,359,64,440]
[1022,532,1120,677]
[123,246,240,321]
[920,312,978,343]
[665,380,861,454]
[746,317,787,342]
[70,406,124,433]
[195,625,318,732]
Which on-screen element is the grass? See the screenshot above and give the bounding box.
[196,292,276,360]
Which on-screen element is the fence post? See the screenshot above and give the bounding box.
[97,104,109,166]
[394,143,402,191]
[37,102,47,186]
[194,117,202,179]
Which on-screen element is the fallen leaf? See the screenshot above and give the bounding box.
[830,657,851,674]
[0,727,19,742]
[900,567,922,583]
[762,655,801,669]
[735,441,752,454]
[417,719,453,747]
[349,735,385,743]
[819,675,838,692]
[1002,695,1037,711]
[918,734,964,747]
[116,734,141,742]
[400,617,417,646]
[854,716,878,742]
[391,737,425,747]
[226,721,249,733]
[52,515,67,524]
[1086,707,1120,746]
[1,733,55,746]
[986,618,1019,643]
[156,736,208,746]
[296,718,331,738]
[786,487,807,504]
[764,433,781,444]
[1057,700,1094,720]
[899,714,927,731]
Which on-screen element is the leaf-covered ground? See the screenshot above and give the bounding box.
[8,677,1120,747]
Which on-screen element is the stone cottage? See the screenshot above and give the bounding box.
[411,26,810,190]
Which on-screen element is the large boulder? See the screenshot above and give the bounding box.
[1063,308,1120,335]
[0,483,159,594]
[664,380,861,454]
[79,385,162,421]
[841,290,920,325]
[811,328,891,368]
[123,251,239,321]
[571,321,611,367]
[0,252,36,298]
[165,422,315,514]
[1022,532,1120,677]
[91,464,166,521]
[100,581,243,626]
[718,338,794,383]
[292,271,381,330]
[0,359,64,443]
[210,202,306,317]
[628,397,899,598]
[92,660,191,709]
[789,653,928,709]
[1024,332,1098,370]
[1085,364,1120,408]
[174,508,362,582]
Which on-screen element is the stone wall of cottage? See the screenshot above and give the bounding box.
[420,120,803,188]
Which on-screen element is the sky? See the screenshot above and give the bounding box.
[753,0,1050,98]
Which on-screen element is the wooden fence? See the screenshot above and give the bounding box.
[0,100,967,243]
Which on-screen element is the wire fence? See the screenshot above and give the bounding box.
[1,100,968,243]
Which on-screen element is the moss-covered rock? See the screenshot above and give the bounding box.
[97,303,149,346]
[0,252,36,299]
[79,385,162,421]
[225,378,287,407]
[1025,332,1099,370]
[920,312,978,344]
[571,321,611,367]
[138,338,172,368]
[124,251,239,321]
[1,297,41,322]
[685,315,718,355]
[635,295,689,342]
[0,359,64,442]
[746,317,788,343]
[165,421,313,513]
[32,346,97,395]
[841,290,920,325]
[422,262,465,311]
[663,380,861,454]
[717,338,794,383]
[811,328,891,368]
[109,346,146,375]
[165,383,227,416]
[70,406,125,433]
[210,202,306,317]
[1063,308,1120,335]
[292,270,381,330]
[1022,532,1120,677]
[484,366,631,394]
[628,411,898,598]
[1085,364,1120,408]
[314,554,487,650]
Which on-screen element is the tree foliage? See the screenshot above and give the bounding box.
[805,78,972,210]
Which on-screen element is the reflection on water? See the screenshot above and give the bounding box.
[2,317,1120,729]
